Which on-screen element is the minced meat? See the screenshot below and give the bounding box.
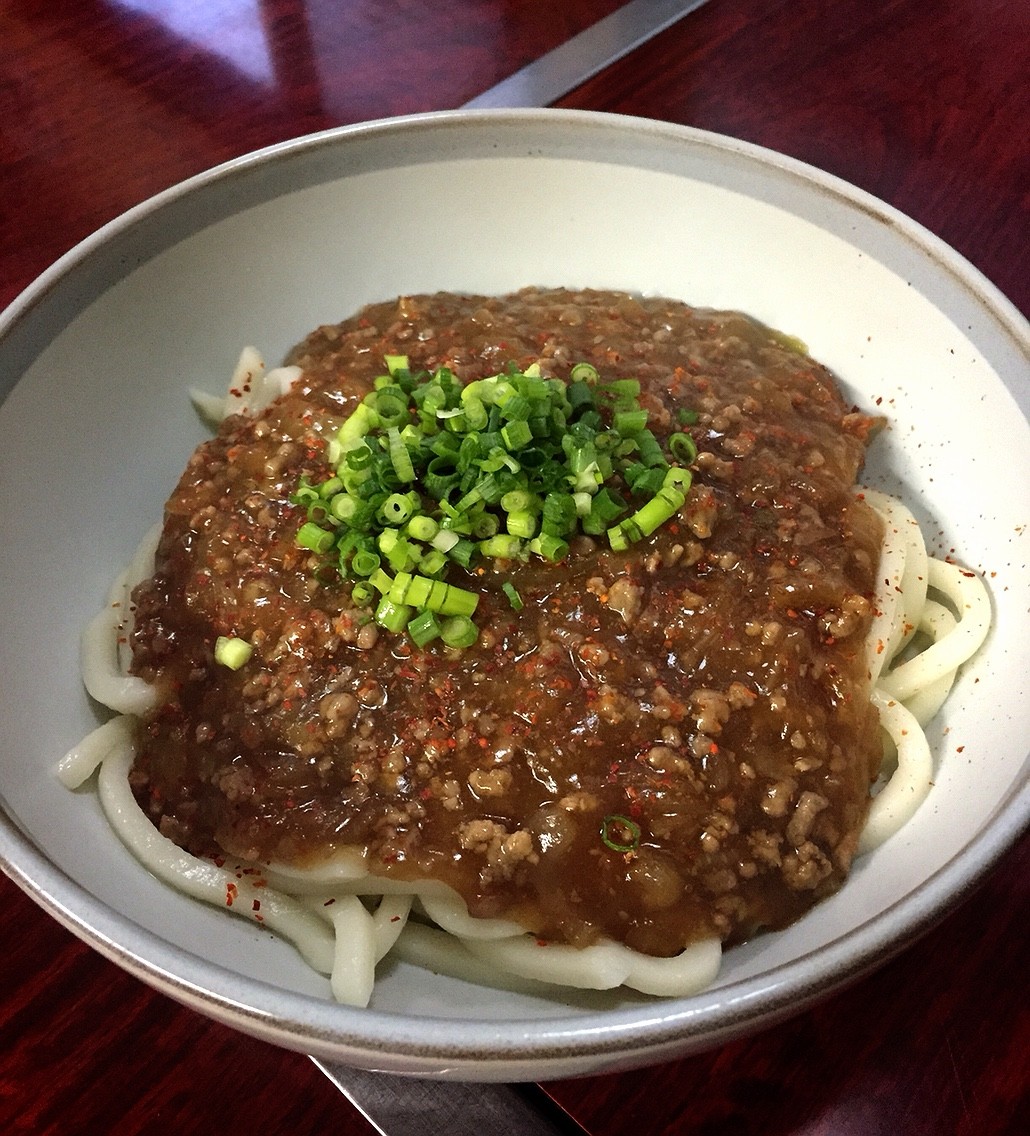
[128,287,884,955]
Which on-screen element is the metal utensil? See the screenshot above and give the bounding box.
[314,1059,590,1135]
[463,0,710,109]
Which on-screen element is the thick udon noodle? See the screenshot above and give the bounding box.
[59,351,991,1006]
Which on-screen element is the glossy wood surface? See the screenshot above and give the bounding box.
[1,1,1027,1133]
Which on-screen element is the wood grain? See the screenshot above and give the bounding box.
[1,1,1026,1133]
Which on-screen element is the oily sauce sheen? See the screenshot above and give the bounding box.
[130,288,885,956]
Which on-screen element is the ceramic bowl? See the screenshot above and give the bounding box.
[1,109,1027,1080]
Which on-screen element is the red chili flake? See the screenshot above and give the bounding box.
[252,900,261,912]
[225,883,238,907]
[956,745,965,753]
[535,938,549,947]
[323,898,336,906]
[390,915,401,923]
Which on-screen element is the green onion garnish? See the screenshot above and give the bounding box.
[600,814,641,853]
[408,608,441,647]
[668,432,698,464]
[296,521,336,553]
[214,635,253,670]
[440,615,478,648]
[291,355,698,645]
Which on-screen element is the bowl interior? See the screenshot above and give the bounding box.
[1,111,1028,1077]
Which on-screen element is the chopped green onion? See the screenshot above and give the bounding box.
[387,428,416,481]
[351,549,381,577]
[480,534,523,560]
[569,362,599,384]
[635,429,666,468]
[663,466,693,493]
[471,511,499,539]
[318,476,343,499]
[440,615,478,648]
[447,538,478,568]
[668,432,698,464]
[529,533,569,562]
[614,408,648,435]
[214,635,253,670]
[370,391,409,429]
[418,548,448,576]
[385,537,418,572]
[369,567,393,594]
[600,814,641,853]
[501,419,533,450]
[431,528,460,553]
[374,597,412,633]
[381,492,415,524]
[567,381,595,418]
[627,465,666,497]
[388,570,414,605]
[296,521,336,553]
[351,581,374,606]
[607,523,630,552]
[408,609,441,647]
[505,510,537,539]
[541,492,577,536]
[602,378,640,399]
[406,514,439,542]
[290,354,698,643]
[336,402,379,445]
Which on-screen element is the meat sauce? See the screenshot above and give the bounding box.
[129,288,885,955]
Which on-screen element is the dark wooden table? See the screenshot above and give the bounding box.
[1,1,1027,1132]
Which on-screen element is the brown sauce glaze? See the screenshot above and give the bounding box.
[129,288,885,955]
